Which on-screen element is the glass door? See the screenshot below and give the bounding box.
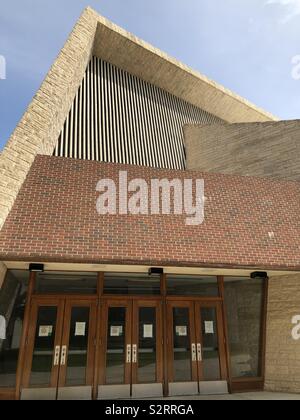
[98,300,132,399]
[167,301,199,396]
[98,299,163,399]
[167,300,228,396]
[21,297,96,400]
[194,302,228,395]
[131,300,163,398]
[56,299,97,400]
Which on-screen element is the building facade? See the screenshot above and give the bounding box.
[0,8,299,400]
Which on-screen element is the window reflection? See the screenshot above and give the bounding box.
[0,270,28,388]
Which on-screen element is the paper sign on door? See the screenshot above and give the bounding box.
[176,326,187,337]
[39,326,53,337]
[75,322,86,337]
[205,321,214,334]
[143,324,153,338]
[110,326,123,337]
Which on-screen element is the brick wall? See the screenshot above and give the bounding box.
[185,120,300,181]
[0,155,299,271]
[265,274,300,393]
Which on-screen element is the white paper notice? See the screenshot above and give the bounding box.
[0,316,6,340]
[75,322,86,337]
[143,324,153,338]
[205,321,214,334]
[176,326,187,337]
[110,326,123,337]
[39,326,53,337]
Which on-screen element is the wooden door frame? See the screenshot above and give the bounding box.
[20,295,98,397]
[98,299,133,387]
[194,300,228,381]
[21,297,66,389]
[57,298,97,389]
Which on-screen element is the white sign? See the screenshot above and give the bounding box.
[75,322,86,337]
[205,321,214,334]
[111,326,123,337]
[176,326,187,337]
[39,326,53,337]
[143,324,153,338]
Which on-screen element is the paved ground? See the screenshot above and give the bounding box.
[157,392,300,401]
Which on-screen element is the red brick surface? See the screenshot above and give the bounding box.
[0,155,299,270]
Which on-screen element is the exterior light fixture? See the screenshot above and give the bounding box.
[250,271,268,280]
[148,267,164,276]
[29,263,44,273]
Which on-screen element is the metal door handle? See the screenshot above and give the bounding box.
[191,343,197,362]
[61,345,67,366]
[54,346,61,366]
[126,344,132,363]
[197,343,202,362]
[132,344,137,364]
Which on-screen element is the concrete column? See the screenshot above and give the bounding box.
[0,262,7,289]
[265,274,300,393]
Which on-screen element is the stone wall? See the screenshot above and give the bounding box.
[265,274,300,393]
[0,7,98,231]
[185,120,300,181]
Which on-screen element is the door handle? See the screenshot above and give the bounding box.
[132,344,137,364]
[126,344,132,363]
[61,345,67,366]
[191,343,197,362]
[54,346,61,366]
[197,343,202,362]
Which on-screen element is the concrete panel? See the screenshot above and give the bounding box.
[185,120,300,181]
[265,274,300,394]
[21,388,56,400]
[57,386,92,400]
[132,383,163,399]
[168,382,199,397]
[199,381,228,395]
[98,384,131,400]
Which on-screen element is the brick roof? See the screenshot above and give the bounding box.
[0,155,299,271]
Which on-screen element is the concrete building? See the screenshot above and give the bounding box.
[0,8,299,400]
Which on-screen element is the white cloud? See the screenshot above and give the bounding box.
[266,0,300,23]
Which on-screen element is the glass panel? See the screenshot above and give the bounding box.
[104,274,160,295]
[65,307,90,386]
[167,276,219,297]
[172,308,192,382]
[106,307,126,385]
[138,307,156,383]
[0,270,28,388]
[224,277,265,378]
[30,307,57,386]
[35,272,97,295]
[200,307,221,381]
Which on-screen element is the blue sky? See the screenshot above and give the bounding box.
[0,0,300,150]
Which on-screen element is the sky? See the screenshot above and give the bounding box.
[0,0,300,150]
